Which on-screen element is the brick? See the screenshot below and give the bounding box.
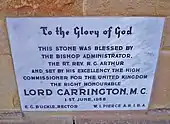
[149,50,170,109]
[0,55,20,110]
[83,0,157,16]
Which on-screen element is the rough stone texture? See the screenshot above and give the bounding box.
[0,19,10,55]
[162,17,170,48]
[74,110,170,124]
[2,111,170,124]
[149,50,170,109]
[83,0,157,16]
[0,55,20,110]
[156,0,170,16]
[0,116,73,124]
[0,0,83,55]
[1,118,170,124]
[76,119,170,124]
[0,0,83,17]
[0,111,23,121]
[83,0,170,16]
[0,0,170,122]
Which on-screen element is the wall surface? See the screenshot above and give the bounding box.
[0,0,170,123]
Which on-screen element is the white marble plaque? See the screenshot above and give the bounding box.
[6,17,165,111]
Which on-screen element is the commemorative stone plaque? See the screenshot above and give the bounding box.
[6,17,165,111]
